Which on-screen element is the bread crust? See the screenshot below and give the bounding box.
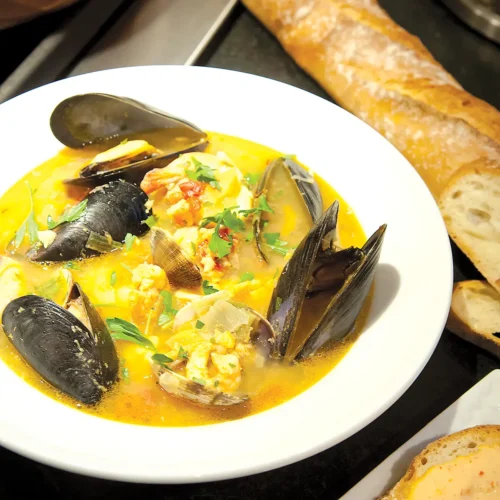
[379,424,500,499]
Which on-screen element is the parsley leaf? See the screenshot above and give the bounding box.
[196,320,205,329]
[47,199,87,230]
[200,207,242,258]
[151,353,174,369]
[238,195,274,217]
[264,232,288,256]
[263,233,280,245]
[222,209,245,232]
[106,318,156,351]
[124,233,136,251]
[192,377,206,386]
[202,280,219,295]
[34,276,63,300]
[110,271,117,286]
[244,172,261,187]
[178,346,189,360]
[239,272,254,283]
[209,229,232,258]
[14,182,39,249]
[214,380,220,388]
[64,261,80,270]
[158,290,178,326]
[143,214,158,228]
[186,158,221,190]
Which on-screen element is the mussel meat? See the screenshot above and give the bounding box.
[2,283,119,404]
[50,93,206,148]
[151,290,274,406]
[253,157,323,262]
[267,200,386,360]
[28,180,150,262]
[150,227,202,288]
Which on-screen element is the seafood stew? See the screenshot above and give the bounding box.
[0,94,386,427]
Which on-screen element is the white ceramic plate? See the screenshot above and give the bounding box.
[0,66,453,483]
[341,369,500,499]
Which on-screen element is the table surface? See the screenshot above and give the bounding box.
[1,1,500,498]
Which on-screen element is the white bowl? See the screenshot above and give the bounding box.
[0,66,452,483]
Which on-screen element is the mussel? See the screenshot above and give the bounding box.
[267,201,386,360]
[152,290,274,406]
[28,180,150,262]
[150,227,202,288]
[253,157,323,262]
[50,93,209,189]
[50,93,206,148]
[2,283,119,404]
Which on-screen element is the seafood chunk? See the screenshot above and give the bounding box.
[28,181,150,262]
[2,284,119,404]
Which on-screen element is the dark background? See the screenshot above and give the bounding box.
[1,1,499,498]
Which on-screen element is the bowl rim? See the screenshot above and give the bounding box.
[0,65,453,484]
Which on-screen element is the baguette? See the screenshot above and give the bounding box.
[447,279,500,359]
[242,0,500,295]
[379,425,500,499]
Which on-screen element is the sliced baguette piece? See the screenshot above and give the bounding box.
[380,425,500,499]
[440,162,500,296]
[446,279,500,359]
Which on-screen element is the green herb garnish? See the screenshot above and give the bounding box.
[264,232,288,256]
[47,199,87,230]
[178,346,188,360]
[229,363,236,368]
[14,182,39,248]
[110,271,117,286]
[185,158,221,190]
[143,215,158,228]
[214,380,220,388]
[244,172,261,187]
[196,320,205,329]
[158,290,178,326]
[152,353,174,369]
[202,280,219,295]
[239,272,254,283]
[245,232,254,242]
[275,296,283,311]
[64,261,80,270]
[124,233,136,251]
[106,318,156,351]
[121,366,130,382]
[34,276,62,300]
[238,195,274,217]
[192,377,206,386]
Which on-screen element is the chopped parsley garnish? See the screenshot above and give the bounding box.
[202,280,219,295]
[200,206,243,258]
[158,290,178,326]
[244,172,261,187]
[196,320,205,329]
[121,364,130,383]
[14,182,39,248]
[238,195,274,217]
[110,271,117,286]
[245,232,254,242]
[106,317,156,351]
[143,214,158,228]
[34,276,62,300]
[213,380,220,388]
[178,346,188,360]
[64,261,80,270]
[192,377,206,386]
[185,158,221,190]
[239,272,254,283]
[151,353,174,368]
[275,296,283,312]
[191,241,197,256]
[229,363,236,368]
[124,233,136,251]
[264,232,288,256]
[47,199,87,230]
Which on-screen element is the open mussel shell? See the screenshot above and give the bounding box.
[50,93,206,148]
[2,283,119,404]
[28,180,150,262]
[150,227,202,288]
[253,157,323,262]
[63,141,208,189]
[152,364,248,407]
[267,200,386,360]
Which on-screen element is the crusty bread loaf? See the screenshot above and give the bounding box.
[446,280,500,358]
[242,0,500,297]
[380,425,500,499]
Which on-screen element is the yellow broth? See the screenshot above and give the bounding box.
[0,131,367,427]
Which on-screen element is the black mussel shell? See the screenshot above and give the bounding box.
[267,201,339,357]
[63,142,208,189]
[50,93,206,148]
[2,288,119,405]
[253,157,323,262]
[28,180,150,262]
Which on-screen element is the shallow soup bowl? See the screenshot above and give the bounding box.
[0,66,453,483]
